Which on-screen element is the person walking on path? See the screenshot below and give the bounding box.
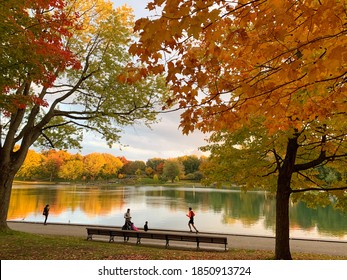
[186,207,198,233]
[144,221,149,231]
[43,204,50,225]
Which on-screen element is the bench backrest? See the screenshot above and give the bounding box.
[87,227,227,244]
[196,236,227,244]
[87,228,113,236]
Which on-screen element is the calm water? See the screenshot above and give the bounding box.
[8,184,347,241]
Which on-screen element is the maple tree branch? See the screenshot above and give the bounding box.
[295,170,321,187]
[61,120,106,138]
[292,186,347,194]
[48,35,103,111]
[257,30,347,70]
[5,82,31,147]
[294,133,327,172]
[202,0,265,31]
[42,120,97,135]
[294,150,347,172]
[262,159,279,177]
[39,120,90,149]
[53,98,156,121]
[42,121,73,131]
[40,133,54,148]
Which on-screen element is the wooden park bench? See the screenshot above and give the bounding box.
[86,227,228,250]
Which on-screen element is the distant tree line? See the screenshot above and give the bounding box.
[15,148,207,183]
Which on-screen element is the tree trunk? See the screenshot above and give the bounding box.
[274,136,298,260]
[0,140,32,231]
[275,176,292,259]
[0,168,16,230]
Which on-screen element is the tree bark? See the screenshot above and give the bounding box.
[275,175,292,259]
[0,167,16,230]
[0,139,33,231]
[275,136,298,260]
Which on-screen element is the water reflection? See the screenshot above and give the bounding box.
[8,184,347,241]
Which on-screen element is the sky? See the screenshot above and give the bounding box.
[77,0,210,161]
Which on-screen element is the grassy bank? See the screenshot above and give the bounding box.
[0,230,344,260]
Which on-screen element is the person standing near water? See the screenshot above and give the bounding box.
[144,221,149,231]
[186,207,198,233]
[124,208,131,221]
[43,204,50,225]
[123,208,132,230]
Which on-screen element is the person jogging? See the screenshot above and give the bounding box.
[186,207,198,233]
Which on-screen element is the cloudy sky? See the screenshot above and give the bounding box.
[78,0,210,161]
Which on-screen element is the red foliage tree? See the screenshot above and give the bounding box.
[0,0,81,111]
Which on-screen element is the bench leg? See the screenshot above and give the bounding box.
[165,240,169,248]
[87,234,92,241]
[136,237,141,245]
[109,236,114,243]
[197,241,200,250]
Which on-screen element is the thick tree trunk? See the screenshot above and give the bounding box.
[275,176,292,259]
[0,141,31,231]
[274,136,298,260]
[0,168,16,230]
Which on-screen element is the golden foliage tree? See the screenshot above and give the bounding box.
[100,153,123,180]
[132,0,347,259]
[16,150,44,180]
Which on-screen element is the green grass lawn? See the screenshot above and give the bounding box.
[0,230,345,260]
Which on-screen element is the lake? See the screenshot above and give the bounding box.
[8,183,347,241]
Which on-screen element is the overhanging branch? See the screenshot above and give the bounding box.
[292,186,347,193]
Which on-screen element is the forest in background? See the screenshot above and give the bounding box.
[15,148,206,184]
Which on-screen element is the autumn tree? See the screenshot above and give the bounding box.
[15,150,44,180]
[0,0,80,107]
[121,160,146,176]
[59,159,84,181]
[0,0,168,229]
[144,166,154,177]
[83,153,106,181]
[100,153,123,180]
[132,0,347,259]
[178,155,201,175]
[162,159,185,182]
[41,149,71,181]
[146,158,165,175]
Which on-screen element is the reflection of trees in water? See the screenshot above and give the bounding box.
[290,202,347,237]
[262,196,276,232]
[149,189,266,226]
[222,192,263,226]
[9,185,126,219]
[53,186,126,216]
[9,187,57,219]
[8,185,347,237]
[147,188,347,236]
